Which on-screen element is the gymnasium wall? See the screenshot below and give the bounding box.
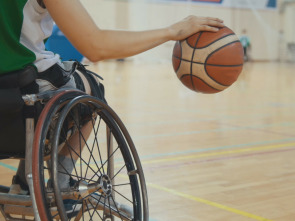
[282,4,295,43]
[81,0,293,62]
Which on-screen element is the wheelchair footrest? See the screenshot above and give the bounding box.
[0,193,32,206]
[3,204,34,217]
[2,204,60,219]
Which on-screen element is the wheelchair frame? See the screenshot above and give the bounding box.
[0,88,148,221]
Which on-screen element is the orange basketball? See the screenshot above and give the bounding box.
[172,27,244,94]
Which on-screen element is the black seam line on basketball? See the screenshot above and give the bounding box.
[195,33,236,49]
[180,74,221,92]
[172,55,243,67]
[204,40,242,87]
[175,41,182,73]
[206,63,243,67]
[190,32,202,90]
[185,33,235,49]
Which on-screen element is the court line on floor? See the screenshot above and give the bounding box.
[217,121,295,138]
[140,137,295,160]
[0,143,289,220]
[144,147,295,171]
[0,149,284,221]
[140,142,295,165]
[132,122,293,140]
[76,140,295,169]
[0,162,17,172]
[80,142,295,171]
[147,182,274,221]
[8,140,291,173]
[126,113,270,128]
[87,122,295,146]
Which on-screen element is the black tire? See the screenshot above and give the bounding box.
[51,95,148,221]
[32,90,86,221]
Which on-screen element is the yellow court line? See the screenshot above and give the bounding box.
[141,142,295,165]
[84,142,295,169]
[84,143,294,220]
[147,182,274,221]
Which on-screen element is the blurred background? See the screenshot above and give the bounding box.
[78,0,295,63]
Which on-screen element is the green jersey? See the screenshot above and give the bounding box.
[0,0,59,74]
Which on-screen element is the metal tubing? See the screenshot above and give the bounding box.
[107,127,115,187]
[25,117,41,221]
[3,205,34,216]
[0,193,32,206]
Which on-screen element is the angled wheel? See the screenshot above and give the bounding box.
[32,90,86,220]
[32,92,148,221]
[51,95,148,221]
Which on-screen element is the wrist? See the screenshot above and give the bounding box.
[164,26,175,41]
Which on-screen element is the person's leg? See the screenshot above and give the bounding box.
[38,62,94,190]
[56,121,93,189]
[244,47,248,61]
[51,63,94,189]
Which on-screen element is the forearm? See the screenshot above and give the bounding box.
[44,0,224,62]
[45,0,171,62]
[90,29,171,61]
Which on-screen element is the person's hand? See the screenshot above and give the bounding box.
[168,16,225,41]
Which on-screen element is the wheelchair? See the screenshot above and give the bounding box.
[0,66,148,221]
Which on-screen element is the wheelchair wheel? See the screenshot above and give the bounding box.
[32,90,87,220]
[33,92,148,221]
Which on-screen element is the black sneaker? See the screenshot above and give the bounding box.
[63,199,82,218]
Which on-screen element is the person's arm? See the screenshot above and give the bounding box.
[44,0,224,62]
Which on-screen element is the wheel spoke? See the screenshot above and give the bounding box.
[92,116,107,175]
[89,194,103,219]
[113,183,131,187]
[69,196,82,221]
[56,170,96,183]
[82,200,85,221]
[107,196,112,220]
[61,128,79,179]
[69,110,104,177]
[111,164,126,180]
[107,128,113,177]
[113,189,133,204]
[110,194,125,221]
[88,145,120,182]
[62,138,101,181]
[102,195,107,220]
[84,199,93,219]
[85,117,103,179]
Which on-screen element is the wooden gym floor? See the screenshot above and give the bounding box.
[0,60,295,220]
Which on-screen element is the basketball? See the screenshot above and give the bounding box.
[172,27,244,94]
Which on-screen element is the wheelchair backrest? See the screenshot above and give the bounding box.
[0,66,37,159]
